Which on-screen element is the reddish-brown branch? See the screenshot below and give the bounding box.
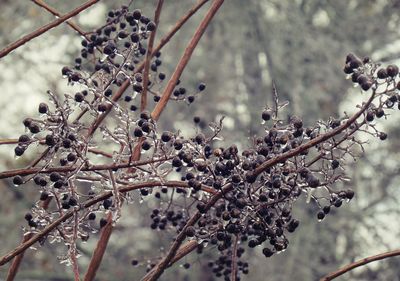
[31,0,89,37]
[151,0,225,121]
[141,91,377,280]
[0,180,215,267]
[320,248,400,281]
[82,2,211,279]
[141,0,164,111]
[141,185,230,281]
[0,0,99,59]
[0,157,170,179]
[169,240,199,266]
[76,0,209,133]
[231,235,239,281]
[252,92,376,177]
[83,212,113,281]
[5,233,33,281]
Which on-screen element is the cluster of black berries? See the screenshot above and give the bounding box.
[9,3,400,276]
[60,4,206,113]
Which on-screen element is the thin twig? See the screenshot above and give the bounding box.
[0,180,215,267]
[0,0,99,58]
[83,213,113,281]
[320,248,400,281]
[141,183,230,281]
[31,0,89,37]
[5,233,33,281]
[231,235,239,281]
[0,157,171,179]
[75,0,210,131]
[141,0,164,111]
[151,0,225,121]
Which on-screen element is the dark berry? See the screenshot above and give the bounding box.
[198,83,206,91]
[75,92,84,102]
[185,226,196,237]
[377,68,388,79]
[142,140,151,150]
[38,103,48,114]
[379,132,387,140]
[100,218,108,228]
[88,213,96,220]
[387,65,399,77]
[98,103,108,112]
[133,127,143,137]
[40,192,49,201]
[262,110,271,121]
[14,146,25,156]
[331,159,340,169]
[13,175,23,185]
[317,211,325,220]
[146,21,156,31]
[161,131,172,142]
[67,153,77,162]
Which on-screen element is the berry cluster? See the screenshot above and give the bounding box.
[7,2,400,278]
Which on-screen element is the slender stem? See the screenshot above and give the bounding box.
[141,183,231,281]
[0,0,99,58]
[320,248,400,281]
[5,233,33,281]
[0,180,215,267]
[0,157,171,179]
[151,0,225,121]
[83,212,113,281]
[76,0,209,132]
[231,235,239,281]
[141,91,377,280]
[31,0,89,37]
[141,0,164,111]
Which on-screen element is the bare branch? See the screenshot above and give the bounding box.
[320,248,400,281]
[0,0,99,58]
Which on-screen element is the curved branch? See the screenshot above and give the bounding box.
[320,248,400,281]
[151,0,225,121]
[0,0,99,59]
[0,157,171,179]
[0,180,215,267]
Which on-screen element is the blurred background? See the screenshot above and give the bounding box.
[1,0,400,280]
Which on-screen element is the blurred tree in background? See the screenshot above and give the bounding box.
[1,1,400,280]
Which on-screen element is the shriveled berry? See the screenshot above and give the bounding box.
[379,132,387,140]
